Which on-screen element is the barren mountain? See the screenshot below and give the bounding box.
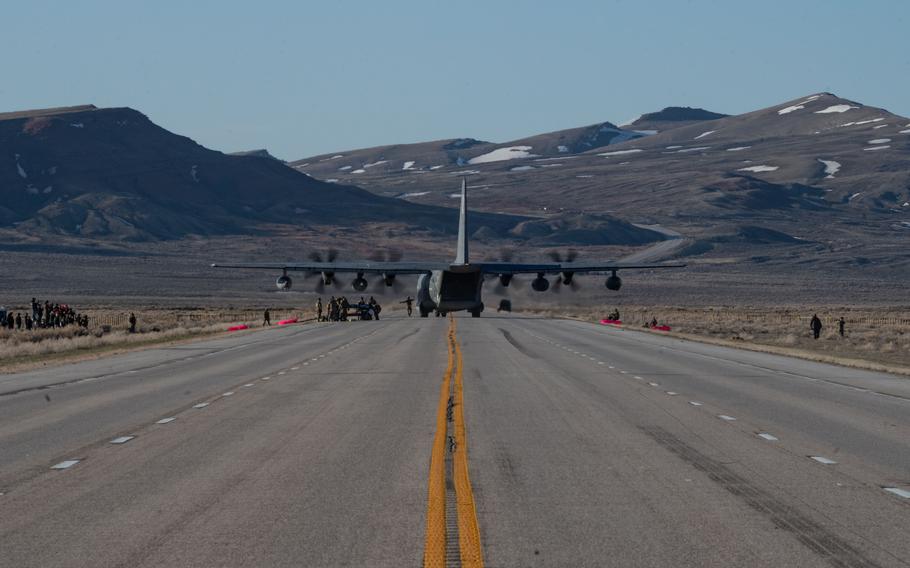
[292,93,910,274]
[0,105,668,248]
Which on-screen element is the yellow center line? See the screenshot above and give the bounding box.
[451,322,484,567]
[423,322,454,567]
[423,317,484,568]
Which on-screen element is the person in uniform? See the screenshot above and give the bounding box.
[838,316,846,337]
[128,312,137,333]
[401,296,414,317]
[263,308,271,326]
[316,298,323,321]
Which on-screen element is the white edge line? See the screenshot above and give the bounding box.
[156,417,176,424]
[110,436,135,444]
[718,415,737,421]
[883,487,910,499]
[758,433,778,441]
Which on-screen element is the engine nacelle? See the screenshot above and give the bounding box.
[383,274,396,287]
[499,274,513,287]
[531,276,550,292]
[561,272,575,286]
[605,274,622,291]
[352,276,368,292]
[276,275,292,290]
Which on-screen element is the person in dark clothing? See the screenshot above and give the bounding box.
[6,313,13,330]
[810,314,823,339]
[129,312,137,333]
[25,314,33,331]
[401,296,414,317]
[15,313,22,330]
[838,316,846,337]
[263,309,271,326]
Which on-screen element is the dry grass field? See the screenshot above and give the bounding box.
[538,305,910,373]
[0,307,315,372]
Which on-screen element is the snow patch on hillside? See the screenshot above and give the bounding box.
[399,191,429,198]
[867,138,890,144]
[338,165,352,171]
[778,104,804,115]
[726,146,751,151]
[665,145,682,150]
[468,146,538,164]
[70,122,84,128]
[16,160,27,179]
[402,161,416,170]
[190,165,199,182]
[849,192,863,201]
[694,130,717,140]
[598,149,643,157]
[557,145,569,153]
[677,146,710,153]
[510,165,535,171]
[363,160,387,168]
[430,165,444,170]
[863,146,889,151]
[351,169,366,174]
[738,165,779,172]
[817,159,840,178]
[325,179,339,183]
[900,129,910,134]
[815,104,859,114]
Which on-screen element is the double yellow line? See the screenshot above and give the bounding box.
[423,317,484,568]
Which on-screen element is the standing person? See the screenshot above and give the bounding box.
[810,314,823,340]
[838,316,846,337]
[316,298,323,322]
[6,312,13,330]
[401,296,414,317]
[25,314,33,331]
[15,313,23,330]
[263,308,271,326]
[129,312,137,333]
[373,300,381,321]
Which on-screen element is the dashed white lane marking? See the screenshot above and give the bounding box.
[243,383,254,387]
[620,371,629,374]
[810,456,837,465]
[278,371,286,375]
[311,358,318,361]
[666,391,678,396]
[110,436,135,444]
[598,362,605,365]
[608,366,615,369]
[222,391,234,397]
[648,382,660,387]
[291,366,300,370]
[758,433,779,441]
[633,376,643,379]
[261,377,271,381]
[193,403,210,409]
[51,460,80,470]
[156,417,176,424]
[689,401,703,406]
[884,487,910,499]
[718,415,737,421]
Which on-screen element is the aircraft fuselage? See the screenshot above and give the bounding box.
[418,266,484,316]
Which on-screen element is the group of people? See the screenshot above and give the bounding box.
[316,296,383,322]
[3,298,89,332]
[810,314,847,339]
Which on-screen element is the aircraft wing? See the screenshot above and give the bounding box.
[475,262,686,275]
[210,261,446,275]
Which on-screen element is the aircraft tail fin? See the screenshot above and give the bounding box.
[454,177,469,265]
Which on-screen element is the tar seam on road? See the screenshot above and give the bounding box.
[424,318,485,568]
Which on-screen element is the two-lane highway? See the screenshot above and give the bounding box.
[0,315,908,567]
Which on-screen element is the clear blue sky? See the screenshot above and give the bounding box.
[2,0,908,160]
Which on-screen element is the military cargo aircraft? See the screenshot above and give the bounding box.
[212,180,684,317]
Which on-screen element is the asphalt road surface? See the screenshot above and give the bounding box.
[1,315,908,567]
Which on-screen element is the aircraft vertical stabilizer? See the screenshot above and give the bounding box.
[454,177,469,265]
